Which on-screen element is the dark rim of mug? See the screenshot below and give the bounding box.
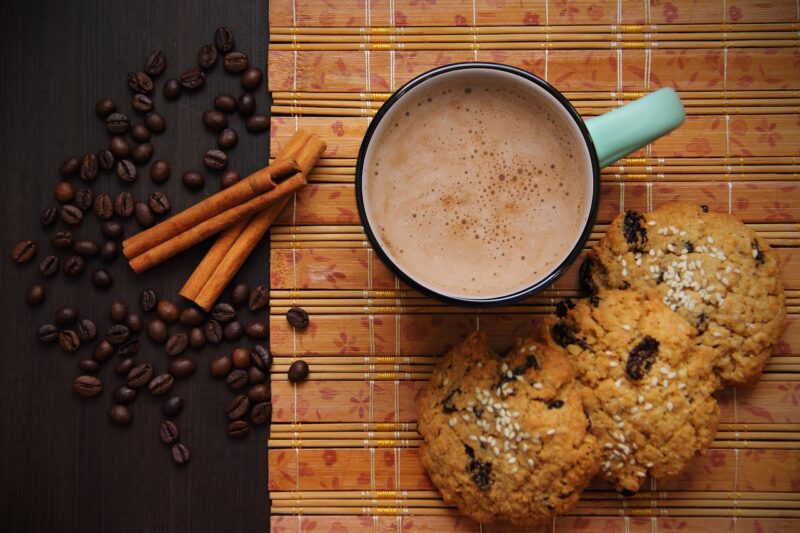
[355,62,601,306]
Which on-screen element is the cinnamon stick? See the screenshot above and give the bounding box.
[122,158,298,260]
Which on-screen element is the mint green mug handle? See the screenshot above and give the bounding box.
[585,88,686,168]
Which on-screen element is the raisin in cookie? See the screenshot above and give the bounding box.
[417,331,601,525]
[540,289,720,493]
[582,202,786,386]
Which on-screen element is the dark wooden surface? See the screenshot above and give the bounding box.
[0,1,271,531]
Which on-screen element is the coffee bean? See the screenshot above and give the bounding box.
[74,375,102,397]
[113,191,133,218]
[223,321,244,341]
[231,347,250,369]
[203,149,228,170]
[125,313,143,332]
[11,240,36,263]
[214,93,237,113]
[226,395,249,419]
[38,323,59,343]
[188,327,206,350]
[286,307,309,329]
[144,111,166,133]
[106,113,130,134]
[248,384,270,403]
[127,362,154,388]
[214,26,235,53]
[253,345,272,369]
[114,385,138,404]
[157,300,180,323]
[93,340,114,362]
[58,330,81,352]
[78,358,99,373]
[115,357,135,376]
[160,420,179,443]
[231,283,249,306]
[39,255,59,276]
[134,201,154,228]
[237,93,255,116]
[130,123,151,143]
[131,93,154,113]
[59,204,83,226]
[109,135,132,158]
[226,369,248,390]
[148,191,170,214]
[179,67,205,90]
[182,170,205,190]
[101,220,124,239]
[210,355,232,378]
[116,339,140,357]
[246,114,269,134]
[171,443,191,464]
[197,44,218,69]
[144,49,167,76]
[91,268,113,289]
[148,373,174,396]
[140,289,158,312]
[97,149,115,171]
[248,366,266,385]
[99,243,120,267]
[150,160,171,183]
[163,78,182,100]
[73,240,99,258]
[117,159,137,183]
[131,143,153,164]
[165,333,188,357]
[227,420,249,438]
[248,285,269,311]
[55,181,76,203]
[106,324,130,345]
[109,300,128,323]
[77,319,97,341]
[63,255,86,276]
[50,233,76,252]
[178,307,204,327]
[41,206,58,227]
[220,169,241,189]
[74,188,94,211]
[217,128,238,149]
[93,193,114,220]
[26,284,46,306]
[95,98,117,117]
[288,360,310,383]
[224,51,248,73]
[79,153,99,181]
[55,305,78,325]
[128,71,154,94]
[241,67,263,90]
[163,396,183,417]
[251,401,272,425]
[212,303,236,323]
[168,356,196,378]
[245,320,268,339]
[146,319,168,343]
[109,404,133,426]
[204,320,223,344]
[202,110,228,133]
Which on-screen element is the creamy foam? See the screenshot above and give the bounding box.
[362,69,592,300]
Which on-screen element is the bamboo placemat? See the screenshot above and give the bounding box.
[267,1,800,531]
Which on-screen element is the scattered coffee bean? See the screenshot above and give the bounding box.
[231,347,250,369]
[210,355,232,378]
[237,92,255,116]
[74,375,102,397]
[163,78,182,100]
[203,149,228,170]
[130,123,151,143]
[93,340,114,362]
[224,321,244,341]
[179,307,205,327]
[160,420,180,443]
[144,111,166,133]
[55,306,78,325]
[114,191,134,218]
[204,319,223,344]
[214,93,237,113]
[146,318,168,343]
[226,395,249,420]
[182,170,205,190]
[41,206,58,227]
[106,324,130,345]
[109,404,133,426]
[288,360,310,383]
[168,357,196,378]
[148,373,174,396]
[127,71,154,94]
[109,135,132,158]
[95,98,117,117]
[148,191,170,214]
[231,283,249,306]
[77,319,97,341]
[114,385,138,404]
[157,300,180,323]
[166,333,188,356]
[116,339,140,357]
[106,113,130,134]
[253,345,272,369]
[131,143,153,164]
[55,181,76,203]
[97,149,115,170]
[38,323,59,343]
[73,240,99,257]
[227,369,248,390]
[246,114,269,133]
[286,307,309,329]
[162,396,184,418]
[117,159,137,183]
[251,401,272,425]
[224,51,248,73]
[93,193,114,220]
[78,358,100,373]
[217,128,238,149]
[241,67,263,90]
[220,169,241,189]
[248,286,268,311]
[26,284,46,306]
[214,26,235,52]
[127,362,154,388]
[211,303,235,323]
[179,67,205,90]
[74,188,94,211]
[101,220,124,239]
[91,269,113,289]
[63,255,86,276]
[12,240,37,264]
[188,327,206,349]
[60,204,83,225]
[245,320,268,339]
[140,289,158,312]
[197,44,218,69]
[109,300,128,323]
[134,201,155,228]
[150,160,171,183]
[248,384,270,403]
[131,93,154,113]
[227,420,249,438]
[39,255,60,276]
[144,50,167,77]
[203,110,228,132]
[125,313,143,332]
[79,153,99,181]
[58,330,81,352]
[115,357,135,376]
[248,366,265,385]
[171,443,191,464]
